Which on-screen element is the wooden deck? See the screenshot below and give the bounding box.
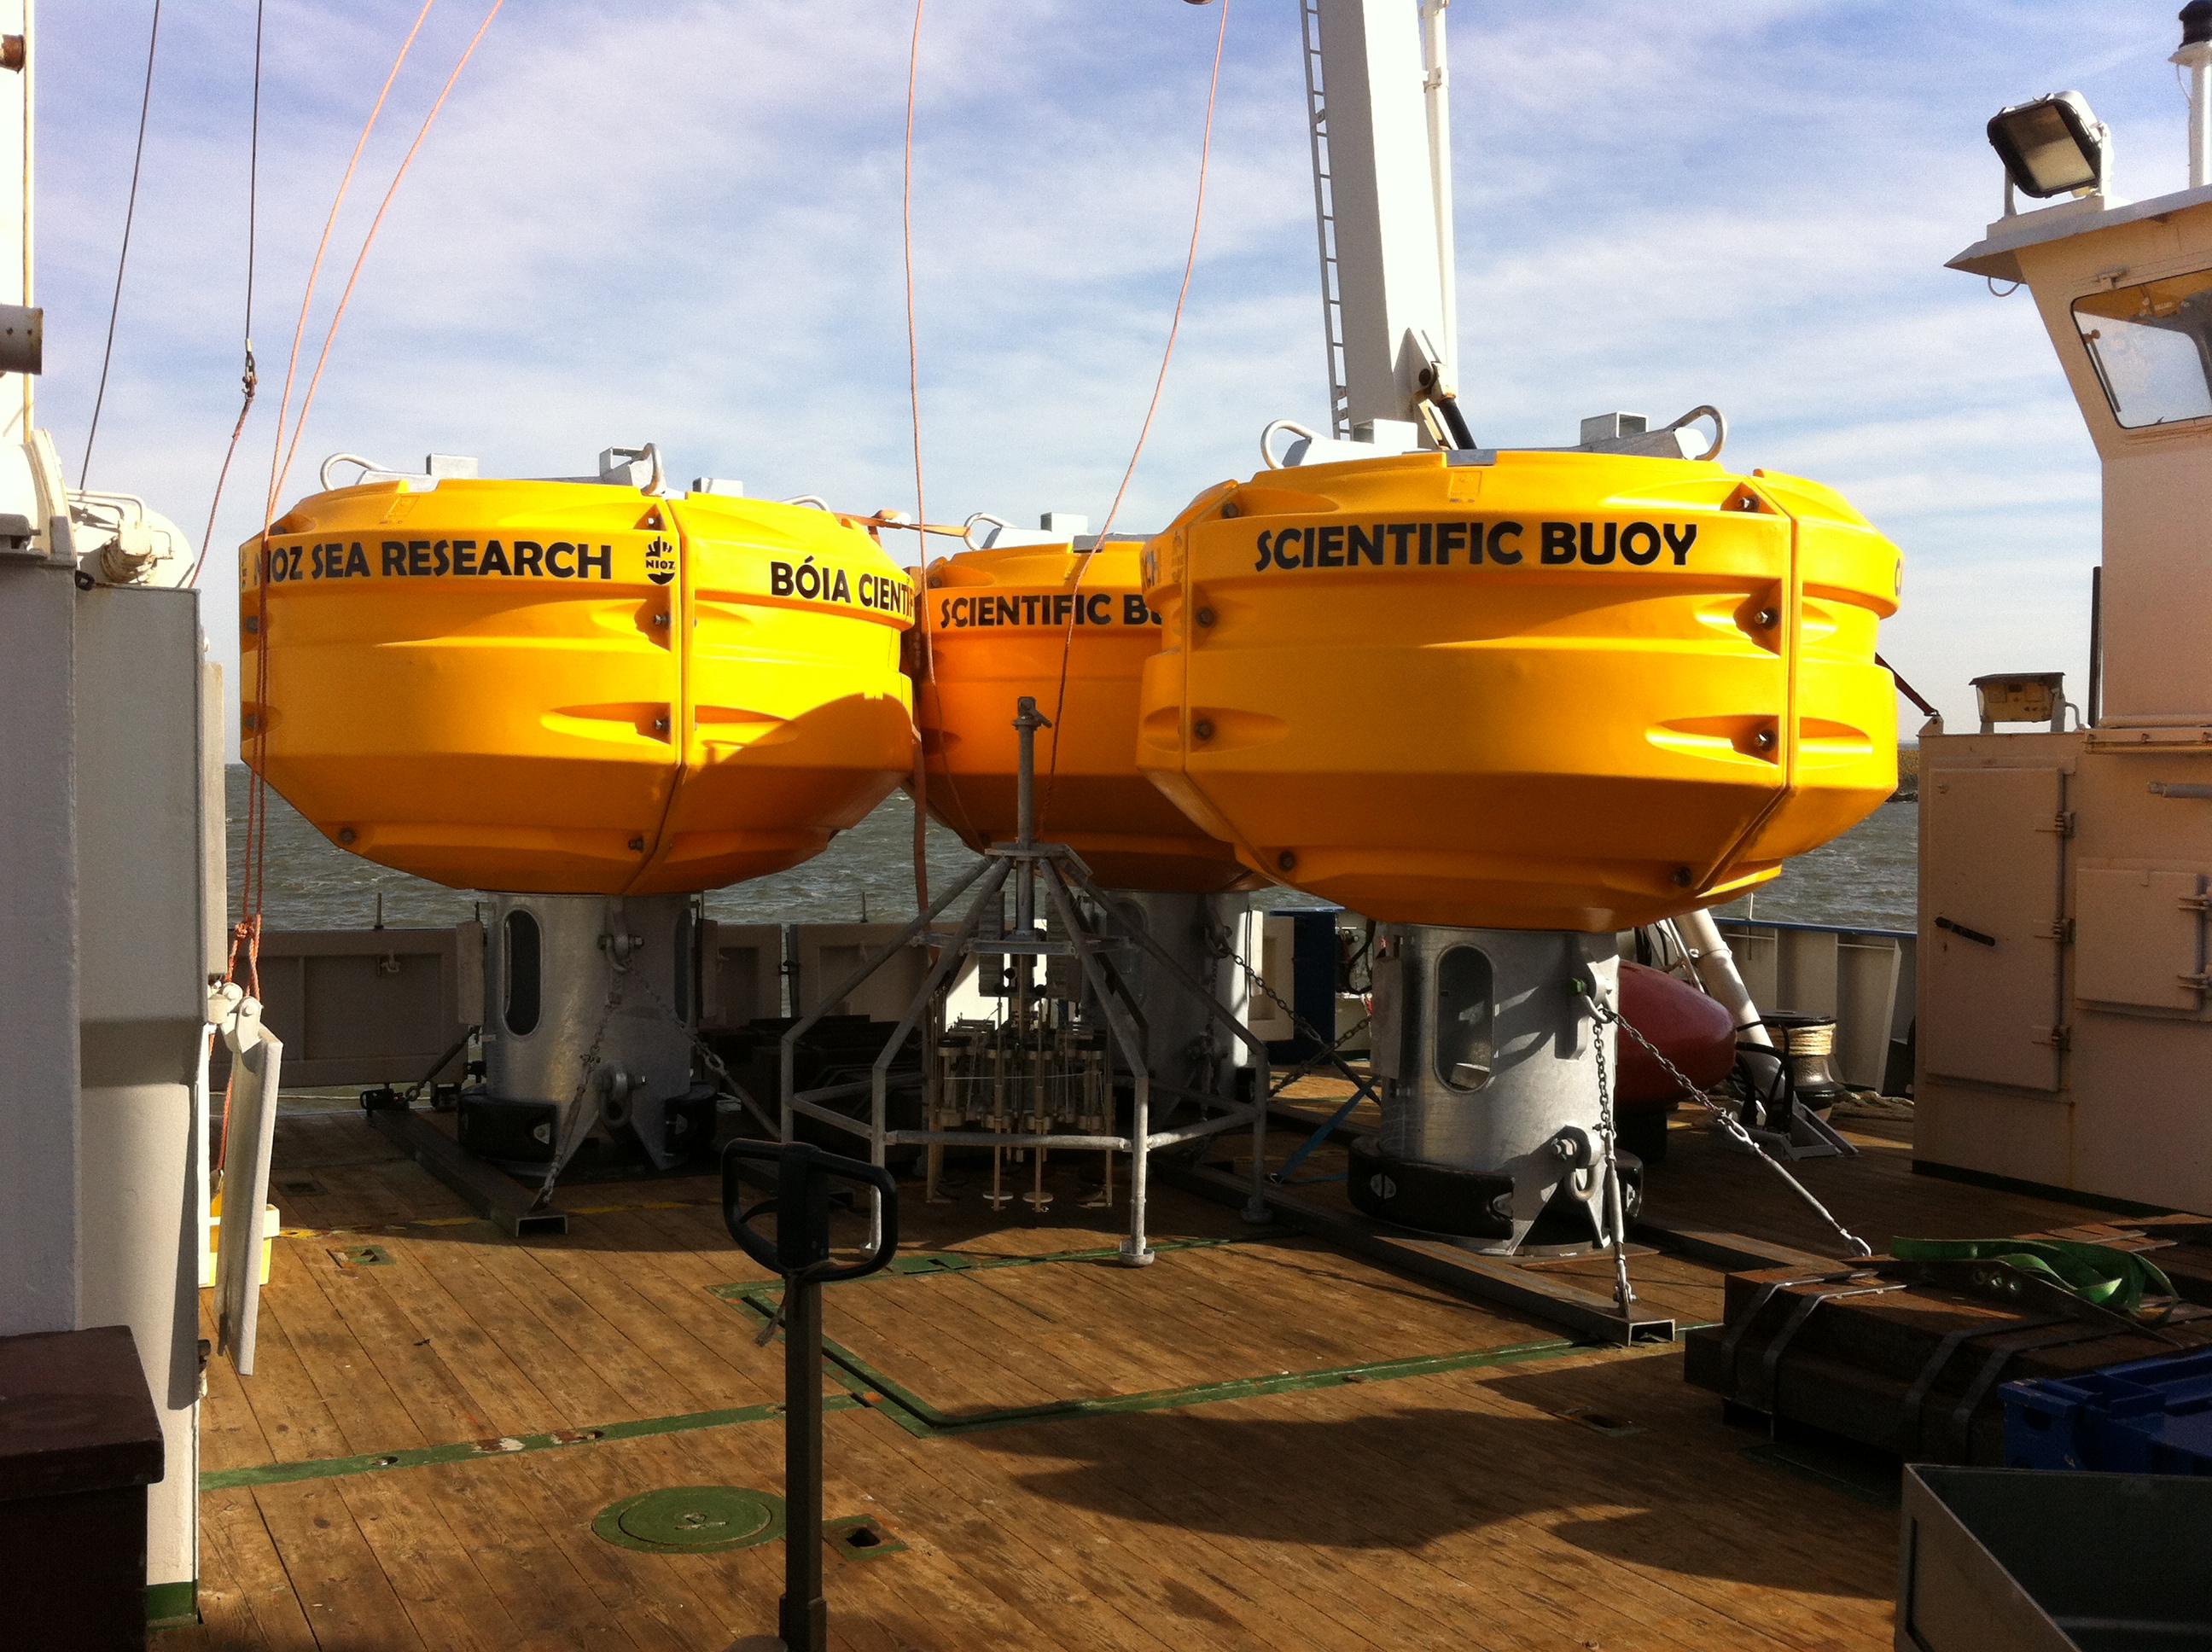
[165,1102,2131,1651]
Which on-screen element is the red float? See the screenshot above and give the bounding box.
[1615,961,1738,1114]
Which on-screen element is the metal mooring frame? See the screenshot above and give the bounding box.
[778,698,1274,1265]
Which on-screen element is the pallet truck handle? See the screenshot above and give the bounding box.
[721,1139,900,1283]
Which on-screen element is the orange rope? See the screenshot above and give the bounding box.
[905,0,929,911]
[271,0,505,511]
[242,0,437,961]
[1042,0,1230,821]
[902,0,954,914]
[257,0,434,535]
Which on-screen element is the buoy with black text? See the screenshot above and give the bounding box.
[241,448,917,1176]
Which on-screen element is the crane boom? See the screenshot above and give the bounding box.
[1305,0,1458,439]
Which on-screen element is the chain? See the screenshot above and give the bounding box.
[1221,933,1370,1083]
[626,965,779,1136]
[1586,993,1637,1309]
[531,973,626,1208]
[1576,981,1873,1259]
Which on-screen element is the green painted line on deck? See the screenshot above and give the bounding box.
[204,1224,1713,1491]
[199,1395,859,1492]
[705,1232,1253,1302]
[719,1287,1701,1443]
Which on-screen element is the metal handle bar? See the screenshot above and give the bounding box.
[720,1139,899,1283]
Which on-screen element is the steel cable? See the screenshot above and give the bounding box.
[1041,0,1231,826]
[189,0,265,590]
[79,0,164,490]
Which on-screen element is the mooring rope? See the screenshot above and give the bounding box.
[1041,0,1231,829]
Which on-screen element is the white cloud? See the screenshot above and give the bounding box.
[31,0,2197,759]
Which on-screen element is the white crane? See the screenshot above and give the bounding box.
[1268,0,1721,467]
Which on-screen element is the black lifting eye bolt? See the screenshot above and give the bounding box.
[722,1140,899,1652]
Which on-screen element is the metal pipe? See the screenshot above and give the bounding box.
[790,1112,1267,1154]
[2181,41,2212,189]
[1129,1073,1153,1265]
[1673,905,1773,1051]
[2087,565,2104,728]
[779,1272,826,1649]
[1418,0,1457,384]
[778,852,994,1144]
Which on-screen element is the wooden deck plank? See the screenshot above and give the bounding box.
[393,1229,642,1428]
[378,1452,689,1651]
[193,1487,306,1651]
[205,1103,2165,1651]
[824,1272,1074,1415]
[795,1408,1226,1652]
[258,1241,434,1457]
[1128,1236,1545,1358]
[966,1391,1622,1652]
[512,1230,788,1412]
[328,1472,527,1651]
[1639,1125,2122,1260]
[456,1232,725,1418]
[297,1238,508,1447]
[502,1434,776,1651]
[349,1229,584,1440]
[846,1392,1466,1652]
[249,1479,434,1650]
[227,1271,357,1466]
[1512,1248,1726,1324]
[198,1291,279,1474]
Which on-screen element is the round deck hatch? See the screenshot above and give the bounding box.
[592,1485,787,1554]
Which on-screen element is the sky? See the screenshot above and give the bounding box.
[30,0,2203,757]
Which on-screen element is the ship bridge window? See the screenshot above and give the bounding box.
[1432,945,1493,1092]
[2074,270,2212,429]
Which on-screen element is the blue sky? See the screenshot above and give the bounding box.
[32,0,2203,753]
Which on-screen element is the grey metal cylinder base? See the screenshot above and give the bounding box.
[1097,890,1252,1103]
[474,891,713,1172]
[1362,925,1621,1254]
[1102,891,1272,1230]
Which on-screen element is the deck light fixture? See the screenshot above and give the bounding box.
[1988,92,2110,199]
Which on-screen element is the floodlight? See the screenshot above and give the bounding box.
[1988,92,2109,199]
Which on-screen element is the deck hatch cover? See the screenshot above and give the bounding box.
[593,1485,787,1554]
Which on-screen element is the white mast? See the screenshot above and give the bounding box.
[1304,0,1460,439]
[0,0,79,1344]
[1419,0,1455,396]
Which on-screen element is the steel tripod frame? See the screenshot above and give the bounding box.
[1043,855,1275,1222]
[777,691,1274,1264]
[778,851,1010,1242]
[778,837,1273,1265]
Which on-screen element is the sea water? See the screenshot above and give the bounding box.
[224,767,1918,935]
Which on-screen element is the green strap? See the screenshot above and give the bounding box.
[1890,1236,2174,1314]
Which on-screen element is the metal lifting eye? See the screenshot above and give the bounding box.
[1662,405,1727,462]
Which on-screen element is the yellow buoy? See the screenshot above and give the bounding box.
[242,479,917,895]
[916,540,1260,893]
[1136,449,1900,931]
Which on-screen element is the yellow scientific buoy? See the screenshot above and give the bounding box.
[917,540,1261,893]
[242,479,917,895]
[1135,449,1900,931]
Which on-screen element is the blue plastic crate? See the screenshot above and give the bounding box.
[2002,1346,2212,1475]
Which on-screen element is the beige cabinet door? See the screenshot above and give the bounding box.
[2075,868,2208,1013]
[1920,767,2066,1091]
